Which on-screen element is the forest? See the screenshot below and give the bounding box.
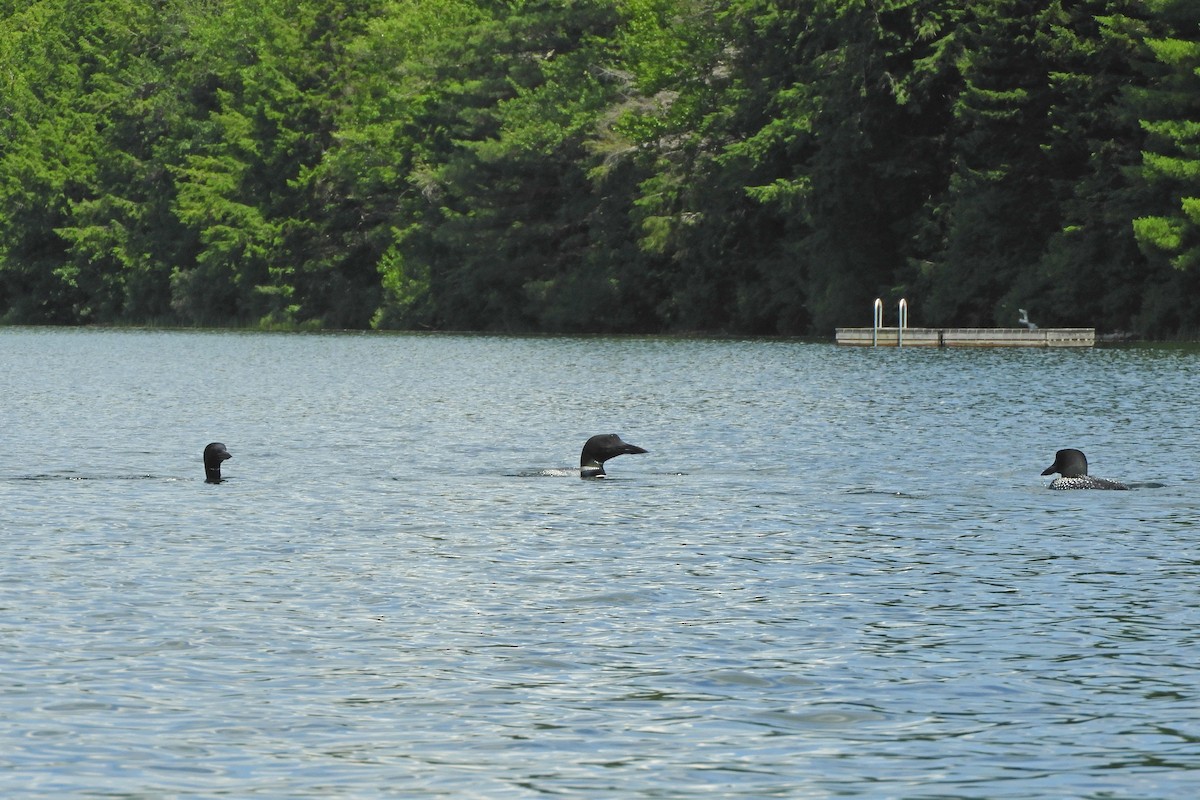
[2,0,1199,336]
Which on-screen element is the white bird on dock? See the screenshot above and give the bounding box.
[1017,309,1037,330]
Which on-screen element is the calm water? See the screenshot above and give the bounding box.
[1,328,1198,798]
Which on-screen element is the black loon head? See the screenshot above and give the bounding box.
[204,442,232,483]
[1042,448,1088,479]
[580,434,647,478]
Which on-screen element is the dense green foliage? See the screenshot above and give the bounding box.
[2,0,1199,335]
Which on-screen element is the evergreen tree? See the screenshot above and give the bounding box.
[168,0,378,327]
[0,0,103,321]
[425,0,631,332]
[1130,0,1200,334]
[1034,1,1153,332]
[52,0,199,323]
[925,0,1060,327]
[790,0,962,333]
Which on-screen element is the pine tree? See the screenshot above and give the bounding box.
[926,0,1059,327]
[1131,0,1200,274]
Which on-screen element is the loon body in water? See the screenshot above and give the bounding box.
[580,434,647,478]
[204,442,232,483]
[1041,448,1127,490]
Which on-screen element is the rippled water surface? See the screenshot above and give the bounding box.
[2,328,1199,798]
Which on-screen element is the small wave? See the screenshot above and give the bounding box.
[511,468,580,478]
[10,473,172,482]
[844,486,924,499]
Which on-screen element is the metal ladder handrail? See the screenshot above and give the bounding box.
[872,298,908,347]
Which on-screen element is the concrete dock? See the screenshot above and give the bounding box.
[835,327,1095,347]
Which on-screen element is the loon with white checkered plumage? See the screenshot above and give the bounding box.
[1041,448,1128,490]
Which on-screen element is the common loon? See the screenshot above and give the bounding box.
[580,434,647,478]
[1041,448,1127,490]
[204,442,232,483]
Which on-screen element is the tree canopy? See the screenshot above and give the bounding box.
[1,0,1198,336]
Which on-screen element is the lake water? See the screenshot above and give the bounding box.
[1,327,1198,798]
